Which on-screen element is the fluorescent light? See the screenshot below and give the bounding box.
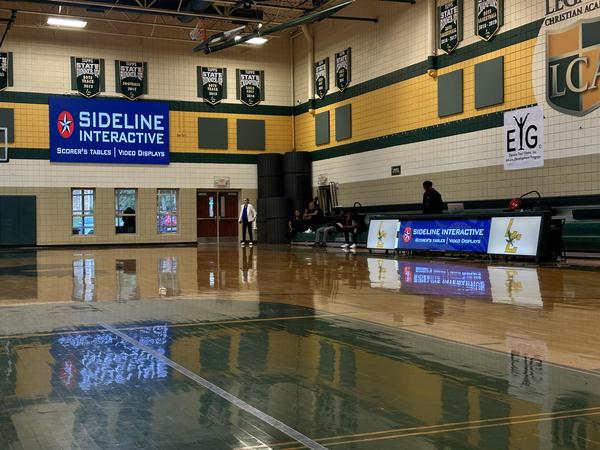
[247,37,267,45]
[47,17,87,28]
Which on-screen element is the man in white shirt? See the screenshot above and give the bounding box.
[238,198,256,247]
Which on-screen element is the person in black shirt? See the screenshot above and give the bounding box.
[422,180,444,214]
[287,209,306,242]
[303,201,323,232]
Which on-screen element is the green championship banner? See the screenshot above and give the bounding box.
[314,58,329,99]
[475,0,503,41]
[438,0,462,54]
[335,48,351,91]
[238,69,262,107]
[0,53,10,92]
[118,61,145,100]
[200,67,225,105]
[74,57,101,98]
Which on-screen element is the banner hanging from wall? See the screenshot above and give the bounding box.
[49,97,170,165]
[118,61,145,100]
[74,57,102,98]
[335,48,351,91]
[438,0,462,54]
[200,67,225,105]
[0,53,10,92]
[238,69,262,107]
[475,0,503,41]
[503,106,544,170]
[314,58,329,99]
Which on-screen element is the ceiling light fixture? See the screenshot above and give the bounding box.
[247,37,267,45]
[47,17,87,28]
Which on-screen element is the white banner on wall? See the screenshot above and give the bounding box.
[487,216,542,256]
[503,106,544,170]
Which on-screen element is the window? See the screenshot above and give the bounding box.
[157,189,178,233]
[72,188,95,235]
[115,189,137,234]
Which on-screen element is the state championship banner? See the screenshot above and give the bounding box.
[438,0,462,54]
[335,48,351,91]
[200,67,225,105]
[314,58,329,99]
[49,97,170,165]
[503,106,544,170]
[74,57,101,98]
[0,53,10,91]
[475,0,503,41]
[397,219,491,253]
[118,61,145,100]
[238,69,262,107]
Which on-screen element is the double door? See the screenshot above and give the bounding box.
[197,191,239,238]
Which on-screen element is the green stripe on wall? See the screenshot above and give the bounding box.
[294,19,544,116]
[0,91,292,116]
[311,104,537,161]
[8,148,257,164]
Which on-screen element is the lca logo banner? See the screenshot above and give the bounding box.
[547,17,600,116]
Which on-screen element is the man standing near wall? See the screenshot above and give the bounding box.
[422,181,443,214]
[239,198,256,247]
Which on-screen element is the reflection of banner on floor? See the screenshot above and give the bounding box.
[489,267,542,307]
[397,261,491,297]
[367,258,400,289]
[506,335,548,404]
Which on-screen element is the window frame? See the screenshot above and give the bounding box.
[115,188,138,234]
[157,189,178,234]
[71,188,95,236]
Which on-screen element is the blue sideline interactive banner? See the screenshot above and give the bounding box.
[397,219,491,253]
[49,96,170,164]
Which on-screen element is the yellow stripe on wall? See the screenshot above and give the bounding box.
[294,39,537,152]
[1,103,293,154]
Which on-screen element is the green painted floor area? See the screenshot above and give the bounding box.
[1,303,600,449]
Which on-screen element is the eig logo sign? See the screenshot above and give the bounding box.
[534,2,600,116]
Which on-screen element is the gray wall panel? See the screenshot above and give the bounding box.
[315,111,330,146]
[0,108,15,143]
[237,119,265,151]
[198,117,228,149]
[475,56,504,109]
[438,70,463,117]
[335,104,352,141]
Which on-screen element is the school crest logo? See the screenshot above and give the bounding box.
[57,111,74,139]
[547,18,600,116]
[402,226,412,244]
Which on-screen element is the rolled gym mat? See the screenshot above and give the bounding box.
[263,217,289,244]
[258,175,283,198]
[257,153,283,177]
[283,151,311,174]
[259,196,290,219]
[284,173,312,199]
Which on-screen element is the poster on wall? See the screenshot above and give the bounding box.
[74,57,102,98]
[118,61,145,100]
[335,48,351,91]
[0,53,10,91]
[238,69,262,107]
[503,106,544,170]
[314,58,329,99]
[200,67,225,105]
[49,96,170,165]
[475,0,503,41]
[438,0,462,54]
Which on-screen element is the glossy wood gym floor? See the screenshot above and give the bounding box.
[1,244,600,449]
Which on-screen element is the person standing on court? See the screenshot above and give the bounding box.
[422,181,444,214]
[238,198,256,247]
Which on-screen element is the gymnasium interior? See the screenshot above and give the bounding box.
[1,0,600,448]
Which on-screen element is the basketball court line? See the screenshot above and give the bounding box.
[275,410,600,450]
[99,322,327,450]
[237,406,600,449]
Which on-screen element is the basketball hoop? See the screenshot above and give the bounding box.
[189,21,207,41]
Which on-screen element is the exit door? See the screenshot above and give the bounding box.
[197,191,239,238]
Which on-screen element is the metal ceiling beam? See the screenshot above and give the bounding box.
[32,0,276,24]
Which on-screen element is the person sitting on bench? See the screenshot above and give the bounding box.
[303,201,323,232]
